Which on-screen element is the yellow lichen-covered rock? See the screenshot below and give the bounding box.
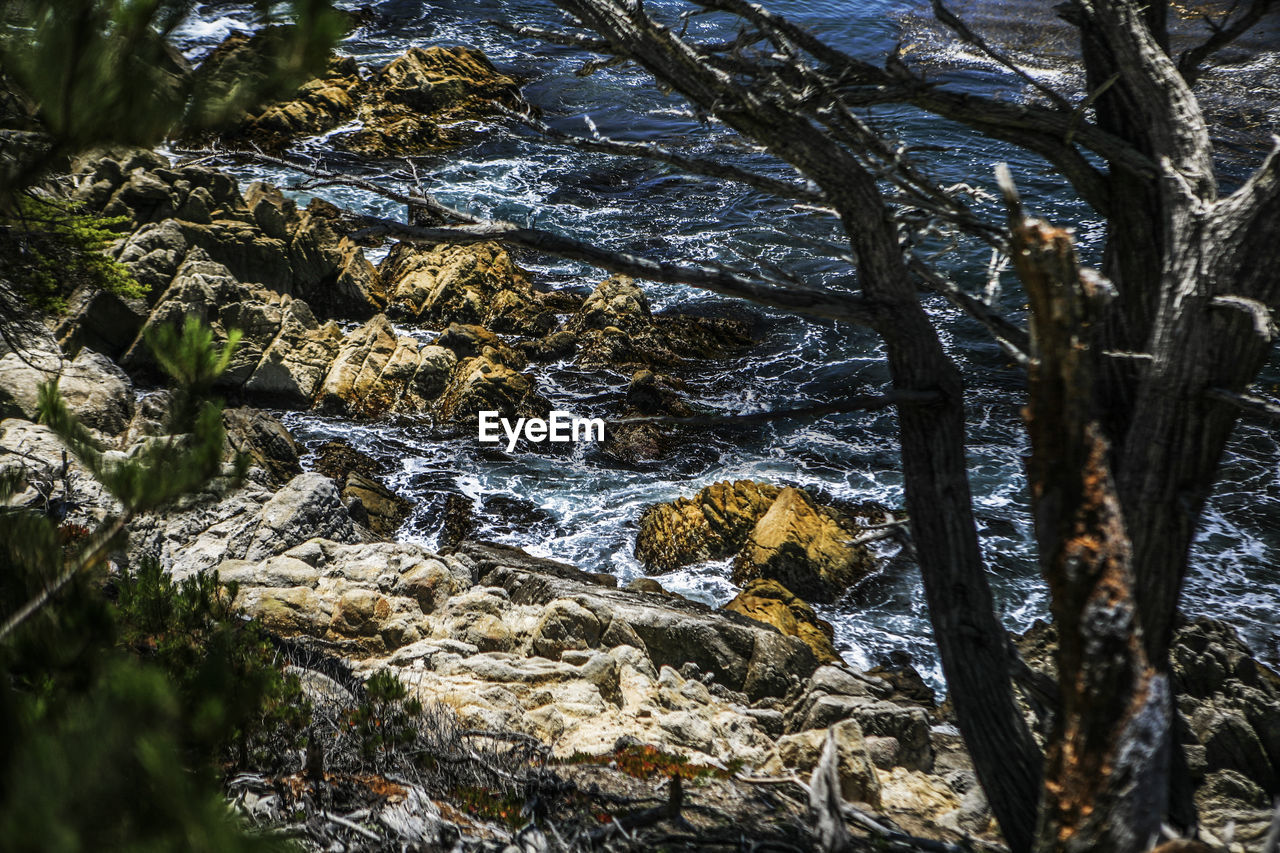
[344,46,523,156]
[379,241,555,335]
[234,586,331,636]
[634,480,781,572]
[194,35,520,155]
[433,346,541,422]
[315,314,456,417]
[723,578,840,663]
[733,487,875,602]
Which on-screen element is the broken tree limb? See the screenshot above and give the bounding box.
[1001,164,1170,853]
[609,391,939,427]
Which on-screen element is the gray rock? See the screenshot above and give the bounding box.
[245,473,359,562]
[0,329,133,436]
[457,541,819,701]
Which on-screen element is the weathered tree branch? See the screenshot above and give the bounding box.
[353,216,882,325]
[1077,0,1216,198]
[505,106,829,206]
[1000,164,1169,853]
[1177,0,1277,85]
[1206,388,1280,424]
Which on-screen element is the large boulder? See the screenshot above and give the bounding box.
[0,342,134,436]
[723,578,840,663]
[637,480,878,601]
[635,480,781,572]
[245,473,360,562]
[733,487,876,602]
[344,46,524,157]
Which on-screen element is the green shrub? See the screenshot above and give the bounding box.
[0,193,144,312]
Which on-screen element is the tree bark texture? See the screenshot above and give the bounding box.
[1007,197,1171,852]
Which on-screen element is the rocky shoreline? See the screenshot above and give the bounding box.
[3,31,1279,851]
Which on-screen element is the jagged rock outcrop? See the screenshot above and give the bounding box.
[733,486,877,602]
[379,241,560,336]
[636,480,877,601]
[566,276,752,369]
[433,346,544,422]
[315,315,456,417]
[222,407,304,487]
[70,150,385,328]
[724,578,840,663]
[190,30,522,155]
[784,665,936,773]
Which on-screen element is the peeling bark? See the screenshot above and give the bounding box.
[1004,189,1171,851]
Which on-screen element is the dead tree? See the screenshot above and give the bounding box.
[213,1,1278,849]
[1002,166,1170,851]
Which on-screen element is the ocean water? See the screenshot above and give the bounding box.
[175,0,1280,684]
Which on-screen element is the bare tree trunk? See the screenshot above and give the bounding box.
[1004,174,1171,852]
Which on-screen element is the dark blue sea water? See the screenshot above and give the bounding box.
[174,1,1280,684]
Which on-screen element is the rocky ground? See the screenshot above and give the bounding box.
[3,30,1279,853]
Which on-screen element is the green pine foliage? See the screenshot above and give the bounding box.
[0,0,344,168]
[0,193,145,312]
[115,560,312,772]
[342,669,426,761]
[0,319,298,850]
